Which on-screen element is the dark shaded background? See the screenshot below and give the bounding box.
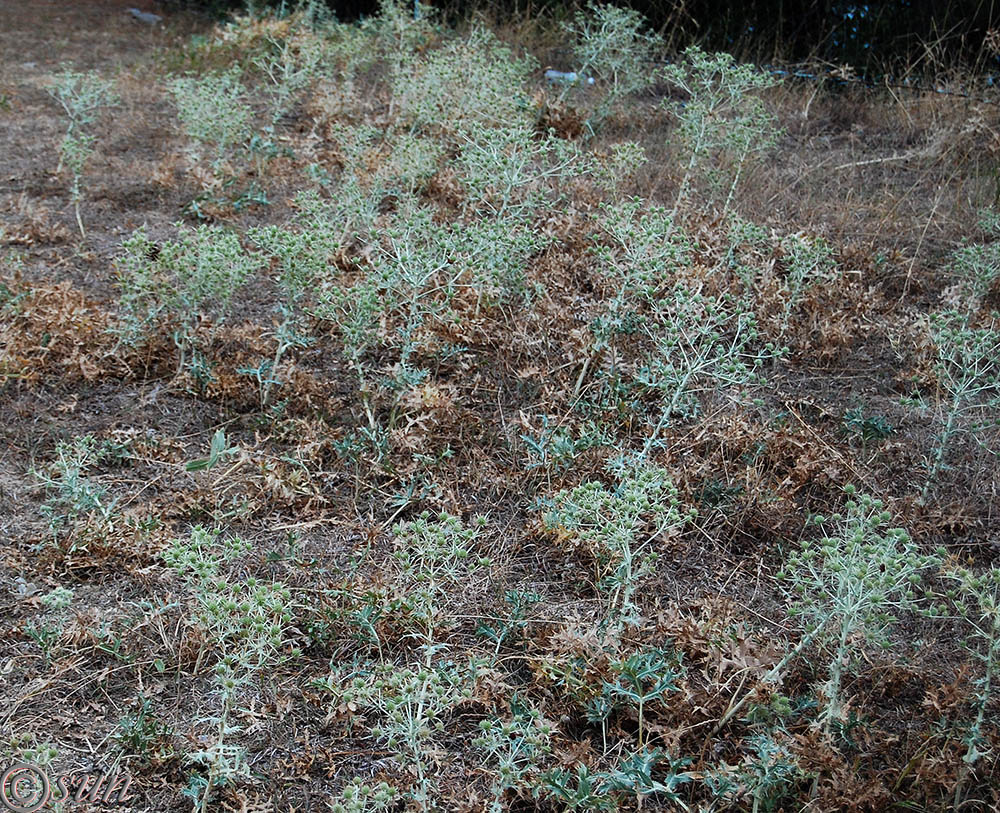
[162,0,998,74]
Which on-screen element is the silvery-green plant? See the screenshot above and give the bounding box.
[542,460,692,632]
[560,2,664,134]
[24,585,75,664]
[456,122,590,223]
[32,435,117,538]
[114,225,263,382]
[314,275,383,432]
[593,141,648,197]
[776,232,839,335]
[636,286,775,454]
[246,219,337,406]
[725,214,773,291]
[393,24,536,137]
[922,310,1000,501]
[735,732,801,813]
[253,33,323,128]
[325,659,479,812]
[375,132,445,198]
[577,198,692,399]
[713,488,938,736]
[363,201,464,428]
[474,697,554,813]
[775,487,938,731]
[944,564,1000,811]
[46,68,117,131]
[453,217,549,307]
[601,647,683,748]
[365,0,438,97]
[947,210,1000,311]
[45,69,117,237]
[328,780,400,813]
[169,68,253,173]
[389,511,490,660]
[660,46,781,217]
[164,526,294,813]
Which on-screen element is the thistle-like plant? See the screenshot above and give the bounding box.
[660,47,781,217]
[114,225,263,383]
[944,564,1000,810]
[577,198,692,399]
[453,217,549,307]
[542,460,692,632]
[374,132,445,198]
[326,659,479,812]
[474,696,554,813]
[246,218,337,406]
[592,141,648,198]
[947,210,1000,311]
[328,780,401,813]
[777,232,839,335]
[252,33,323,129]
[776,487,938,731]
[45,69,117,236]
[559,2,664,134]
[922,310,1000,501]
[393,24,536,138]
[163,526,294,813]
[636,285,776,454]
[24,585,75,664]
[169,68,253,174]
[589,647,683,749]
[32,435,118,540]
[389,511,490,660]
[457,121,589,224]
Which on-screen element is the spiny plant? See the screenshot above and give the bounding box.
[921,309,1000,501]
[319,200,461,441]
[324,658,481,812]
[943,564,1000,810]
[169,68,253,179]
[660,46,781,218]
[31,434,120,541]
[542,459,693,632]
[45,69,118,237]
[591,646,684,749]
[592,141,648,198]
[776,232,839,336]
[328,779,400,813]
[456,121,590,224]
[537,749,692,812]
[947,209,1000,311]
[252,32,323,129]
[314,273,383,436]
[23,585,75,664]
[374,131,445,198]
[392,24,536,138]
[474,696,554,813]
[114,225,263,385]
[245,219,337,407]
[775,487,939,732]
[163,526,294,813]
[635,285,777,454]
[388,511,491,660]
[453,217,549,307]
[559,2,664,134]
[577,197,692,399]
[364,0,438,99]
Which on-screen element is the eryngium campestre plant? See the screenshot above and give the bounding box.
[777,486,939,730]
